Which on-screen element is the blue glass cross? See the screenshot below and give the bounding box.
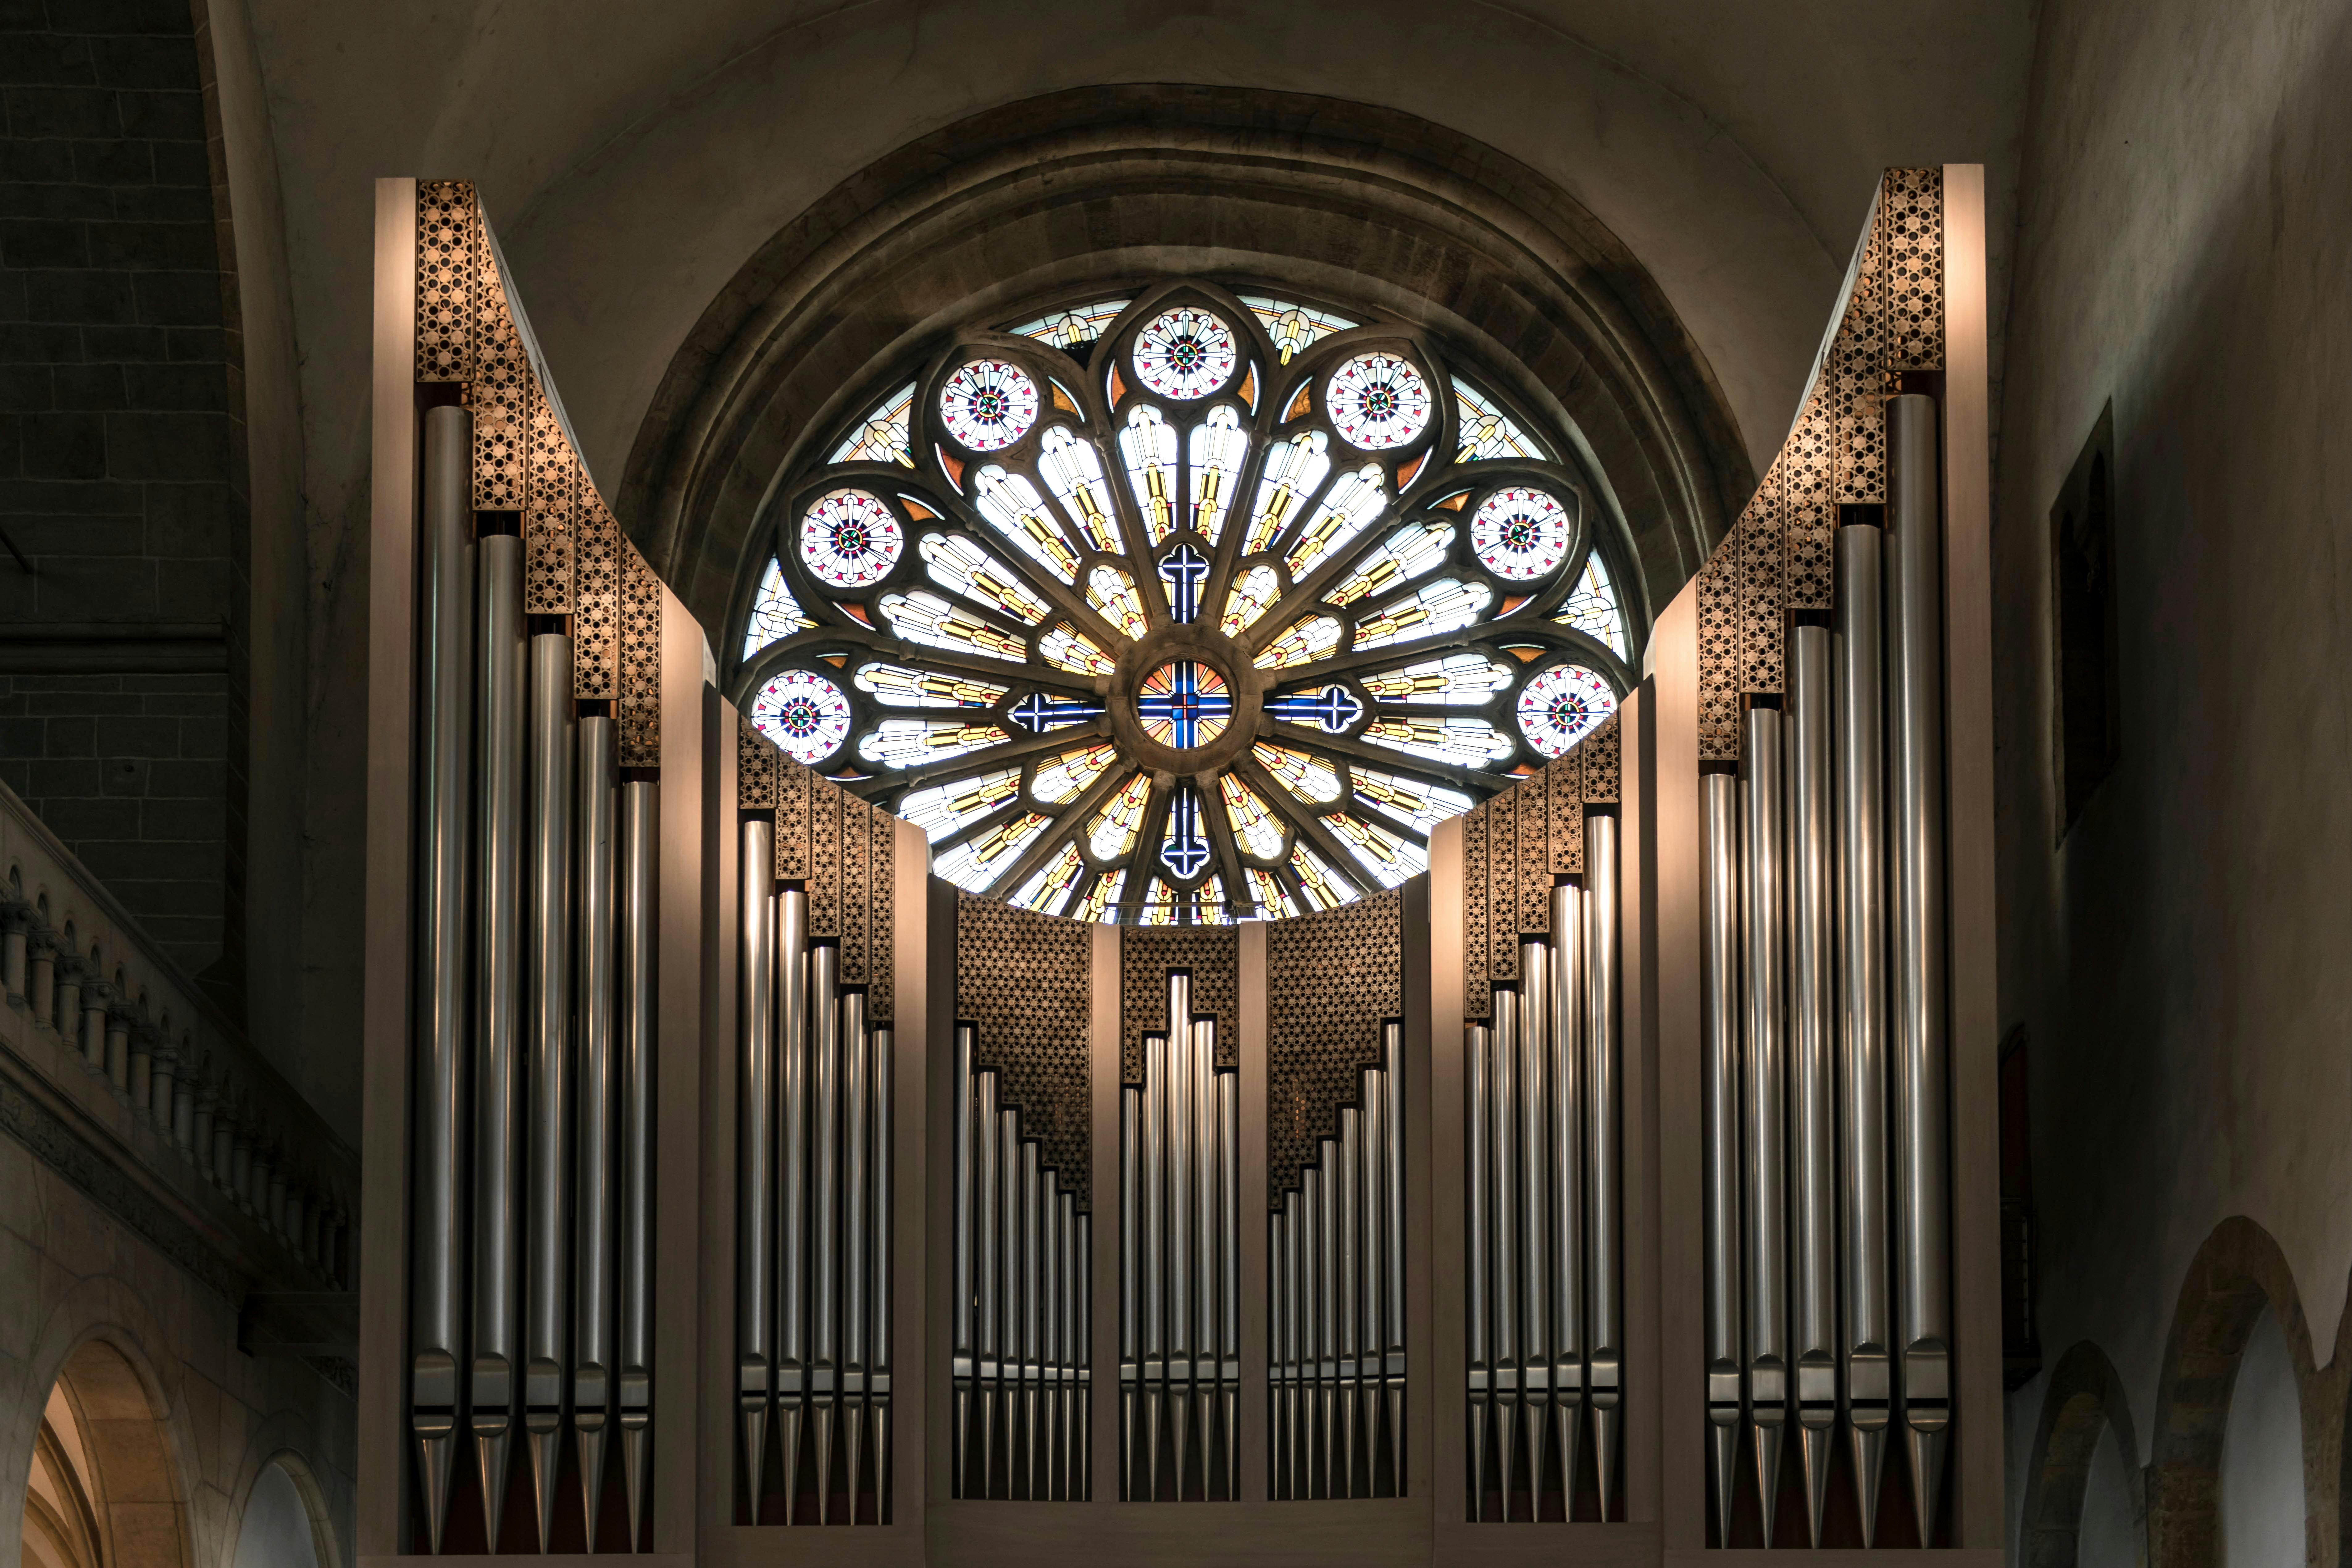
[1158,544,1209,624]
[1009,692,1105,732]
[1136,660,1231,749]
[1266,683,1364,734]
[1161,788,1212,880]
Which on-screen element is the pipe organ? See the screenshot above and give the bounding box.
[1267,892,1408,1500]
[735,723,902,1525]
[365,167,1997,1562]
[950,896,1096,1500]
[1117,927,1242,1501]
[1458,718,1626,1524]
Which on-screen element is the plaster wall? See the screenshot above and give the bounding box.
[1992,0,2352,1533]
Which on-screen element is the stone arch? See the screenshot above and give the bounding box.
[2145,1216,2326,1568]
[2020,1340,2145,1568]
[225,1449,335,1568]
[616,84,1756,659]
[18,1340,193,1568]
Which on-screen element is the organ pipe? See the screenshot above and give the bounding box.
[573,717,618,1530]
[411,403,473,1553]
[1837,522,1893,1545]
[1586,812,1623,1522]
[469,529,523,1540]
[736,821,775,1512]
[1702,773,1741,1540]
[1741,706,1789,1545]
[616,780,657,1548]
[523,630,574,1550]
[1549,884,1585,1521]
[1889,392,1952,1539]
[1789,627,1839,1543]
[775,889,809,1517]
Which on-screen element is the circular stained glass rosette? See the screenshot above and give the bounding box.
[1136,660,1233,749]
[1470,485,1572,581]
[1134,307,1239,400]
[799,487,904,589]
[1325,351,1433,451]
[747,282,1641,922]
[752,668,854,765]
[938,358,1040,452]
[1515,663,1618,758]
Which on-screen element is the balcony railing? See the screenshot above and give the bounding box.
[0,777,356,1297]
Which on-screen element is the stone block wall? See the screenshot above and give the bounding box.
[0,0,238,983]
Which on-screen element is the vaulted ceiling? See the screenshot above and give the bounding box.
[239,0,2035,622]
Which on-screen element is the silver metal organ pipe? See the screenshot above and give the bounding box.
[776,889,809,1518]
[1517,938,1549,1519]
[1701,773,1743,1541]
[1282,1190,1302,1499]
[1548,884,1585,1521]
[997,1106,1021,1498]
[1465,1018,1489,1520]
[573,716,618,1531]
[523,630,574,1550]
[1741,708,1789,1544]
[411,403,473,1552]
[1586,812,1623,1522]
[842,990,871,1512]
[1220,1066,1240,1504]
[1307,1158,1330,1499]
[1888,391,1953,1539]
[1077,1208,1094,1500]
[469,529,523,1539]
[1167,994,1194,1500]
[1489,985,1519,1517]
[1382,1022,1406,1496]
[1119,1084,1138,1501]
[1054,1184,1073,1499]
[1836,522,1893,1543]
[1360,1059,1386,1499]
[1789,625,1839,1545]
[1142,1026,1168,1500]
[978,1069,1003,1499]
[737,819,777,1516]
[1018,1132,1041,1499]
[617,781,658,1547]
[1193,1022,1216,1497]
[873,1020,895,1520]
[952,1026,975,1496]
[1338,1103,1362,1499]
[810,941,842,1520]
[1269,1206,1287,1499]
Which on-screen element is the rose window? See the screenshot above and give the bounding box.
[738,282,1634,921]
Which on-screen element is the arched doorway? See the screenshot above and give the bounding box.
[17,1341,189,1568]
[232,1458,330,1568]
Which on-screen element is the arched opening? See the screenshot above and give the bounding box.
[2019,1341,2143,1568]
[19,1340,190,1568]
[232,1458,330,1568]
[2217,1308,2300,1568]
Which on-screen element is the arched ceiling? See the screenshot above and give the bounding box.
[238,0,2032,625]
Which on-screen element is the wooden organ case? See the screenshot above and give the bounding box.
[358,169,1999,1566]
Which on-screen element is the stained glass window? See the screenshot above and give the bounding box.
[1009,299,1131,350]
[736,279,1635,919]
[743,557,813,661]
[1452,378,1550,462]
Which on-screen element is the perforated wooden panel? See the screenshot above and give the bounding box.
[1119,926,1238,1085]
[1267,890,1402,1206]
[956,895,1092,1207]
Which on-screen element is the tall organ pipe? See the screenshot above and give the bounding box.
[1586,812,1623,1522]
[775,891,809,1519]
[1741,709,1789,1545]
[1548,884,1585,1517]
[979,1070,1004,1498]
[736,820,776,1516]
[1362,1052,1389,1499]
[1489,988,1519,1518]
[1219,1068,1240,1503]
[469,530,523,1541]
[573,716,618,1532]
[1517,939,1549,1520]
[1789,626,1839,1545]
[1701,774,1742,1541]
[1836,524,1893,1543]
[1168,1004,1193,1497]
[1339,1104,1363,1499]
[1373,1020,1392,1495]
[1888,392,1952,1539]
[952,1027,975,1495]
[523,630,575,1551]
[811,943,842,1520]
[1465,1017,1489,1520]
[873,1019,895,1519]
[617,781,658,1548]
[411,405,474,1553]
[843,992,872,1513]
[1142,1027,1168,1499]
[1119,1084,1138,1501]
